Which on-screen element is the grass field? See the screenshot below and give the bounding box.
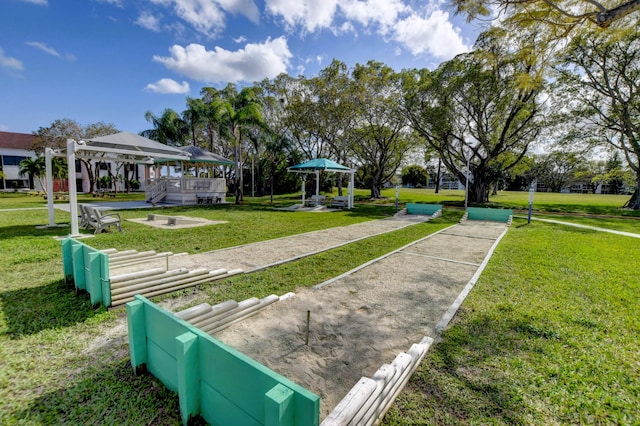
[0,190,638,425]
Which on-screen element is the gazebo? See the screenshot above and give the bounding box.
[288,158,355,209]
[149,145,234,206]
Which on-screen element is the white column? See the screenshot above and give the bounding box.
[67,139,80,237]
[45,148,55,226]
[315,170,320,196]
[348,172,354,209]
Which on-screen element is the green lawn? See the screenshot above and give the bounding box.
[0,191,638,425]
[383,219,639,425]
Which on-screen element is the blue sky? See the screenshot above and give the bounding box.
[1,0,482,135]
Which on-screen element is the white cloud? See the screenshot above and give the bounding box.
[340,0,409,35]
[145,78,191,94]
[153,37,292,83]
[0,48,24,73]
[233,35,248,43]
[215,0,260,23]
[151,0,260,37]
[136,11,162,32]
[152,0,227,37]
[265,0,338,33]
[25,41,76,61]
[19,0,47,5]
[25,41,60,57]
[393,10,470,59]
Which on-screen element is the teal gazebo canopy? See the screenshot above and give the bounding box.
[287,158,355,208]
[288,158,352,172]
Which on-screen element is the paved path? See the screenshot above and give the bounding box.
[522,216,640,238]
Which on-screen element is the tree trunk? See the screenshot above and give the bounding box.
[623,170,640,209]
[370,183,381,199]
[468,180,489,204]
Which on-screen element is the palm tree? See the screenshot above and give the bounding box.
[183,97,206,146]
[18,157,45,191]
[142,108,189,146]
[201,87,232,153]
[219,84,265,204]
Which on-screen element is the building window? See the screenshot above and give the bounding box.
[2,155,28,166]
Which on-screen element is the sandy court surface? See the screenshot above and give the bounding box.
[210,221,508,418]
[110,216,427,275]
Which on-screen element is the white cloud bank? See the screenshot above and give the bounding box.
[264,0,470,60]
[153,36,292,83]
[393,10,469,58]
[145,78,191,94]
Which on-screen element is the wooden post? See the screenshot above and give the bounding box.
[176,332,200,426]
[305,310,310,346]
[126,299,147,374]
[265,383,294,426]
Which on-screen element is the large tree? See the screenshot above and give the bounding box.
[454,0,640,29]
[555,27,640,208]
[402,32,545,203]
[32,119,119,193]
[349,61,415,199]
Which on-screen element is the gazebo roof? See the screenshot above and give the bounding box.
[84,132,188,159]
[288,158,352,173]
[155,145,234,166]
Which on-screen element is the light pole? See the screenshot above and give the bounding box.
[464,155,470,210]
[395,172,402,213]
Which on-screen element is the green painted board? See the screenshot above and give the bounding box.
[466,207,513,222]
[406,203,442,215]
[127,295,320,426]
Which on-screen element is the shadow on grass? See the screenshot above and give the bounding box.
[0,280,100,339]
[12,359,201,425]
[0,224,71,240]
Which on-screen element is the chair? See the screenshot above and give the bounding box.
[79,204,97,231]
[89,207,122,234]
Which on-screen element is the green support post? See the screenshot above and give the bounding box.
[176,332,200,426]
[265,384,294,426]
[71,241,86,290]
[100,252,111,307]
[88,252,104,306]
[126,299,148,374]
[61,238,74,283]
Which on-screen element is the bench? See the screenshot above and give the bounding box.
[406,203,442,216]
[196,192,222,204]
[329,196,349,208]
[466,207,513,223]
[306,195,326,207]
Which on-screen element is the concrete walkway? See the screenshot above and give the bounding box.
[523,215,640,239]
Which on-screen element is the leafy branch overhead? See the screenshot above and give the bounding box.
[454,0,640,29]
